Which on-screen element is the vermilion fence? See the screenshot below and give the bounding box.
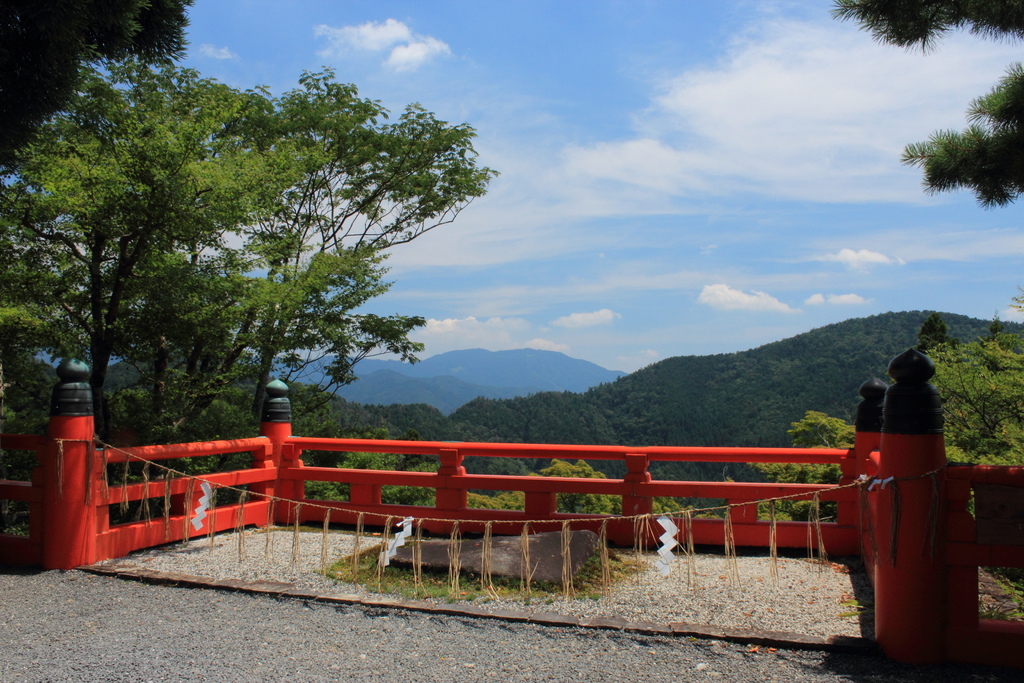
[2,350,1024,668]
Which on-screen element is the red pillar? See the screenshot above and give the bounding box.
[872,349,948,664]
[435,448,467,510]
[621,452,652,518]
[42,360,97,570]
[259,379,294,526]
[851,379,885,565]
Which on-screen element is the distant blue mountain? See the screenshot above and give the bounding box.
[336,348,625,414]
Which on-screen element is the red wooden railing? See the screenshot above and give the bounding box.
[2,350,1024,668]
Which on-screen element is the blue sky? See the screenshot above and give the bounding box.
[181,0,1024,373]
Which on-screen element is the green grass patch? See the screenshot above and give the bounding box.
[322,538,646,602]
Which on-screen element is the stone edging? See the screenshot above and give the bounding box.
[78,563,878,655]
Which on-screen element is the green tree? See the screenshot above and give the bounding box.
[917,312,956,352]
[0,64,496,442]
[0,0,192,166]
[539,459,618,514]
[931,331,1024,465]
[242,70,497,417]
[833,1,1024,205]
[1,62,284,437]
[755,411,853,521]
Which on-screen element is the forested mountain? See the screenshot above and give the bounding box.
[334,348,626,413]
[342,312,1011,460]
[334,371,527,415]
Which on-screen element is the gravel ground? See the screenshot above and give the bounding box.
[96,528,874,639]
[2,566,1021,682]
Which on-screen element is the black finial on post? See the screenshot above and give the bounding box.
[882,349,943,435]
[855,377,887,433]
[261,379,291,423]
[49,359,93,416]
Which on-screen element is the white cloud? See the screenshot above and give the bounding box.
[386,37,451,72]
[551,309,621,328]
[412,316,530,354]
[697,284,798,313]
[805,293,870,305]
[525,338,570,353]
[563,17,1020,203]
[1002,307,1024,323]
[315,19,449,71]
[199,44,237,60]
[817,248,905,270]
[314,19,410,52]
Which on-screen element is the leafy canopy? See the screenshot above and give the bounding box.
[0,0,193,166]
[0,63,496,442]
[833,1,1024,206]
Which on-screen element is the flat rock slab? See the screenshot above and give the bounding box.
[391,530,599,584]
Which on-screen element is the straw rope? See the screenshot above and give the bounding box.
[480,521,494,593]
[519,522,533,595]
[352,513,364,582]
[120,459,130,515]
[162,477,172,541]
[91,437,934,533]
[235,491,249,561]
[291,503,303,565]
[682,510,697,589]
[140,462,151,521]
[723,509,740,585]
[447,521,462,595]
[320,509,331,571]
[84,437,951,594]
[598,519,611,594]
[265,500,276,560]
[560,519,575,598]
[768,500,779,585]
[54,439,65,499]
[888,482,902,567]
[377,516,394,590]
[181,479,194,547]
[207,487,217,548]
[412,520,424,595]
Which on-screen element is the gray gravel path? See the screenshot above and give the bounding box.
[96,529,874,639]
[2,566,1020,682]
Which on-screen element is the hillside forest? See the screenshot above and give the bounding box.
[4,310,1022,514]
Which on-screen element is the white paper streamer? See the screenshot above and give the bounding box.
[190,481,213,531]
[656,515,678,576]
[380,516,415,566]
[868,476,895,491]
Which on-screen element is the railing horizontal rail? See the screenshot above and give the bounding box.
[288,466,854,502]
[0,433,46,451]
[103,437,271,463]
[97,500,272,560]
[0,480,42,503]
[287,436,851,464]
[102,468,276,505]
[947,464,1024,485]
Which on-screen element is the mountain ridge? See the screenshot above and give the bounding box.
[337,348,626,413]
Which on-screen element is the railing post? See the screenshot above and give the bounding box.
[622,452,652,517]
[259,379,295,526]
[847,378,886,535]
[854,378,886,476]
[873,349,948,664]
[42,360,97,569]
[435,448,467,510]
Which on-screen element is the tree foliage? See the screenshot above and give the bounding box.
[917,311,956,352]
[0,64,495,442]
[833,0,1024,205]
[0,0,192,166]
[931,331,1024,465]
